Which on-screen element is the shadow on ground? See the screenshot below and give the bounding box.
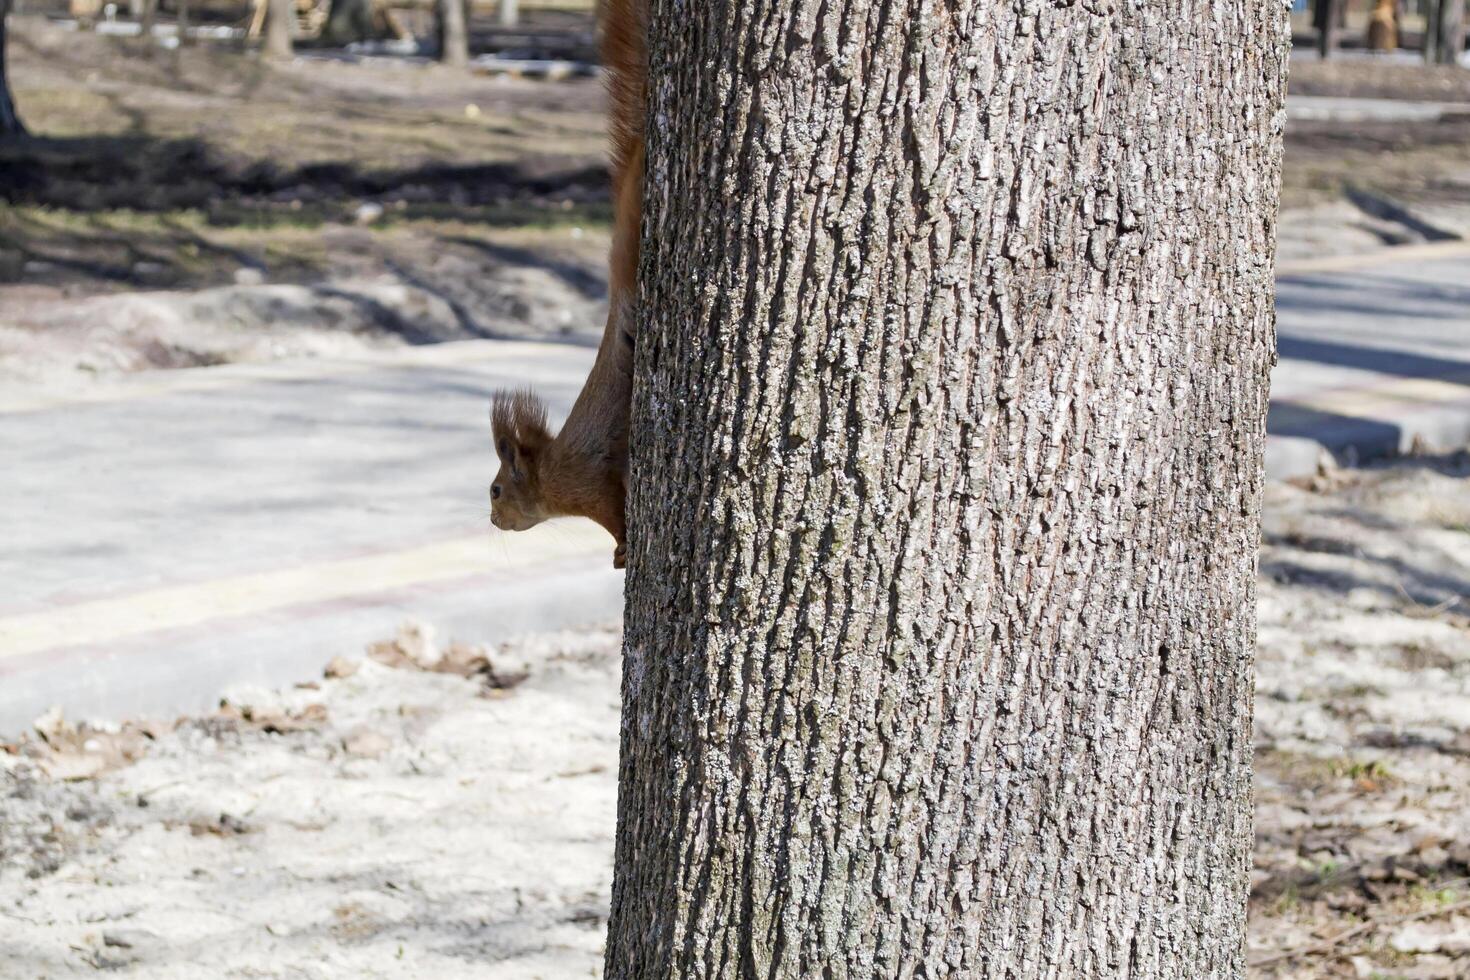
[0,133,609,214]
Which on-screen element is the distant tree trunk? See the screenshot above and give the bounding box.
[176,0,190,45]
[320,0,373,45]
[139,0,156,40]
[1433,0,1465,63]
[264,0,293,58]
[497,0,515,27]
[606,0,1288,977]
[1369,0,1399,49]
[436,0,466,66]
[0,0,25,138]
[1316,0,1342,56]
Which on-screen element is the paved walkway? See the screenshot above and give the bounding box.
[0,342,623,732]
[1,242,1468,732]
[1271,242,1470,477]
[1287,94,1470,123]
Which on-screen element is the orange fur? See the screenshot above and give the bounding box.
[490,0,645,568]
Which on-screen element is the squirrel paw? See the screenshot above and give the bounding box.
[613,543,627,570]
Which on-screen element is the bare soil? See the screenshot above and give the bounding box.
[1,626,623,979]
[1251,457,1470,978]
[3,18,1470,382]
[1,16,617,381]
[1290,58,1470,103]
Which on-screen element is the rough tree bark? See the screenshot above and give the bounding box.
[0,0,24,138]
[264,0,294,59]
[608,0,1288,977]
[436,0,467,67]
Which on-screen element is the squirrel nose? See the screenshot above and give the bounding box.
[491,484,503,500]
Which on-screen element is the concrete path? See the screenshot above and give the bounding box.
[1287,95,1470,123]
[0,342,623,733]
[1270,242,1470,477]
[1,242,1468,733]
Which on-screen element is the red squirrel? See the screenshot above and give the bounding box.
[489,0,644,569]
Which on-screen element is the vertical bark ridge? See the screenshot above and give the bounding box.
[611,0,1286,976]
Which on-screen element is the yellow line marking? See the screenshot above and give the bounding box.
[0,339,593,416]
[1280,374,1470,421]
[1277,240,1470,276]
[0,523,614,662]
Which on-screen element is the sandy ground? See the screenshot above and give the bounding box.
[8,460,1470,976]
[1,626,622,979]
[1250,459,1470,979]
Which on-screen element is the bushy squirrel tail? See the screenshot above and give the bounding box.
[600,0,646,190]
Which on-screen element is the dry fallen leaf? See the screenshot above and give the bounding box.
[366,627,527,689]
[40,751,109,782]
[343,730,393,759]
[32,706,70,745]
[324,656,360,680]
[190,813,251,837]
[254,703,328,734]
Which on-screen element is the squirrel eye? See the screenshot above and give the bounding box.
[497,438,509,457]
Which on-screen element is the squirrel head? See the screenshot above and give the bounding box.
[489,388,553,532]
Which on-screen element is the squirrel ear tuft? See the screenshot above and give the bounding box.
[491,388,552,453]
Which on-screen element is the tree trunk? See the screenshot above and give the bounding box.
[320,0,374,45]
[436,0,467,67]
[1435,0,1465,63]
[1316,0,1342,56]
[608,0,1288,977]
[264,0,293,59]
[497,0,514,27]
[139,0,156,42]
[1369,0,1399,50]
[175,0,190,45]
[1425,0,1442,61]
[0,0,25,138]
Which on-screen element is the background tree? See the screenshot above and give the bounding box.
[608,0,1288,977]
[320,0,374,46]
[1368,0,1399,50]
[0,0,24,138]
[1425,0,1466,64]
[1316,0,1343,56]
[436,0,467,67]
[264,0,294,59]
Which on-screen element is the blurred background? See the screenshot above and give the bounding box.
[0,2,1469,977]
